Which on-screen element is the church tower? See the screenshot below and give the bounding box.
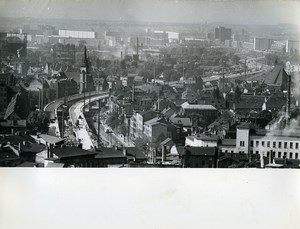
[79,46,91,94]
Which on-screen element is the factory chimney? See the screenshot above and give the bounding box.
[286,74,291,126]
[132,83,135,102]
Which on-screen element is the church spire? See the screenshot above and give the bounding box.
[84,46,90,74]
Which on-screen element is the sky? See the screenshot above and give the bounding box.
[0,0,300,25]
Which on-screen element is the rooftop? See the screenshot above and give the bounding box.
[39,134,64,144]
[184,146,216,156]
[181,102,217,110]
[187,134,219,141]
[50,147,97,158]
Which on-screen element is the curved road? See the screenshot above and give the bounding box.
[44,91,109,138]
[69,92,109,150]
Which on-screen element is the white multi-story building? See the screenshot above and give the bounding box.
[235,124,300,160]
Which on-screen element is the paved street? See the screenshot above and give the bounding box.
[69,93,109,150]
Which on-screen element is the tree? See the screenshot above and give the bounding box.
[26,111,50,134]
[106,111,120,131]
[189,112,206,132]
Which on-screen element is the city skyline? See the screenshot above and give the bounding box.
[1,0,300,25]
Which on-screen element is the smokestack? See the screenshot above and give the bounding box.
[286,74,291,126]
[136,37,139,55]
[152,148,157,164]
[162,145,166,163]
[132,83,135,102]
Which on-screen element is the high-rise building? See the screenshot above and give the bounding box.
[285,40,300,53]
[215,27,232,43]
[254,38,274,51]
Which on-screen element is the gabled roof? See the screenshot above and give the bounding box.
[39,134,64,144]
[262,65,288,86]
[51,147,97,158]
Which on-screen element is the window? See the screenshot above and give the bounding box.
[231,150,234,153]
[267,152,270,157]
[278,152,281,158]
[273,142,276,148]
[296,143,299,149]
[250,141,253,147]
[284,152,287,158]
[267,141,270,147]
[262,141,265,147]
[296,153,298,159]
[290,142,293,149]
[240,141,245,147]
[278,142,282,148]
[256,141,259,147]
[289,152,293,159]
[256,151,259,154]
[284,142,287,149]
[272,151,275,157]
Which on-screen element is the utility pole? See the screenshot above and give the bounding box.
[83,81,86,113]
[244,57,247,79]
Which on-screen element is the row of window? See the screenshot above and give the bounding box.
[254,151,299,159]
[250,140,299,149]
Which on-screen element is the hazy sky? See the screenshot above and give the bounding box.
[0,0,300,25]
